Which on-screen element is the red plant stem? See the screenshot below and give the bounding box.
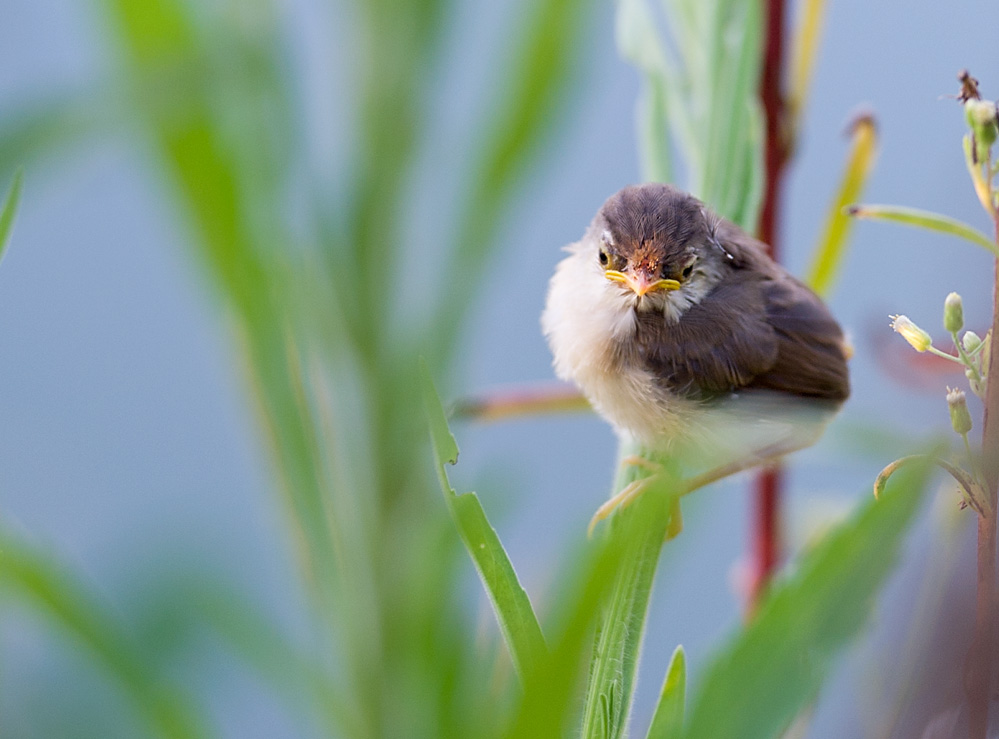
[751,0,791,610]
[967,217,999,738]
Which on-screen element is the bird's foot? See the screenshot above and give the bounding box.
[620,454,663,475]
[587,470,684,540]
[587,476,654,536]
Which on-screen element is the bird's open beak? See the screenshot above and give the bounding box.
[604,270,681,296]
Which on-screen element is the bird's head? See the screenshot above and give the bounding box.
[589,184,729,318]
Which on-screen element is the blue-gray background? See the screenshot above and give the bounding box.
[1,0,997,736]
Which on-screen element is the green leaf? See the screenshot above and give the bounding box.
[617,0,672,182]
[647,645,686,739]
[0,531,207,738]
[683,457,933,739]
[806,114,878,296]
[619,0,765,229]
[432,0,598,362]
[0,169,24,262]
[847,203,998,258]
[788,0,828,123]
[580,447,677,739]
[419,361,547,681]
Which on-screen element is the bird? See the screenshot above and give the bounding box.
[541,183,850,531]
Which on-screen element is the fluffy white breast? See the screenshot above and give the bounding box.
[541,243,701,449]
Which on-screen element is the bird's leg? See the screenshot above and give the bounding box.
[620,454,663,475]
[675,434,815,498]
[588,476,655,536]
[588,434,814,536]
[666,497,683,540]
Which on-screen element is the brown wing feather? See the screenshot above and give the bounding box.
[637,220,850,402]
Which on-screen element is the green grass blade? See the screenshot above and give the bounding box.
[647,645,686,739]
[433,0,597,361]
[788,0,827,124]
[420,361,547,680]
[0,169,24,262]
[683,457,933,739]
[580,450,676,739]
[806,114,878,296]
[709,0,763,226]
[506,534,632,738]
[0,532,207,738]
[617,0,673,183]
[847,203,999,258]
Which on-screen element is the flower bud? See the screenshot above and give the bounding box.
[946,387,973,435]
[966,99,999,147]
[963,331,983,353]
[943,292,964,333]
[890,314,932,352]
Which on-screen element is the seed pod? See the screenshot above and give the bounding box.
[946,387,973,435]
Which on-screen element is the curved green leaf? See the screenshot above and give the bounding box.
[806,114,878,296]
[0,532,207,738]
[683,457,933,739]
[420,361,547,681]
[647,645,686,739]
[0,169,23,262]
[847,203,998,258]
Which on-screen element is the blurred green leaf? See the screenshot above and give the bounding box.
[127,573,354,737]
[0,93,122,177]
[707,0,763,225]
[788,0,828,125]
[620,0,765,230]
[433,0,597,360]
[420,362,547,681]
[683,457,933,739]
[506,535,628,739]
[0,532,207,739]
[806,114,878,296]
[617,0,673,182]
[0,169,23,262]
[847,203,999,257]
[647,645,686,739]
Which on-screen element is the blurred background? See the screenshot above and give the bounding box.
[0,0,997,736]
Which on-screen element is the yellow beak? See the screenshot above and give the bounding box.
[604,270,681,296]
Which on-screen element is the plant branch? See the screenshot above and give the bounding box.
[752,0,791,611]
[967,212,999,739]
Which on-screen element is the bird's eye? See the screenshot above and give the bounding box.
[598,249,609,267]
[681,263,694,279]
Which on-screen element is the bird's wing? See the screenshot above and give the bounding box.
[637,268,781,396]
[749,275,850,400]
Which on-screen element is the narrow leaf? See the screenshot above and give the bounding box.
[0,532,206,738]
[433,0,598,361]
[506,533,632,738]
[0,169,24,262]
[647,645,686,739]
[805,114,878,296]
[683,457,932,739]
[580,447,677,739]
[847,203,998,258]
[788,0,828,123]
[617,0,672,182]
[419,362,547,680]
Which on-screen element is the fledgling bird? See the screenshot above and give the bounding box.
[542,183,850,525]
